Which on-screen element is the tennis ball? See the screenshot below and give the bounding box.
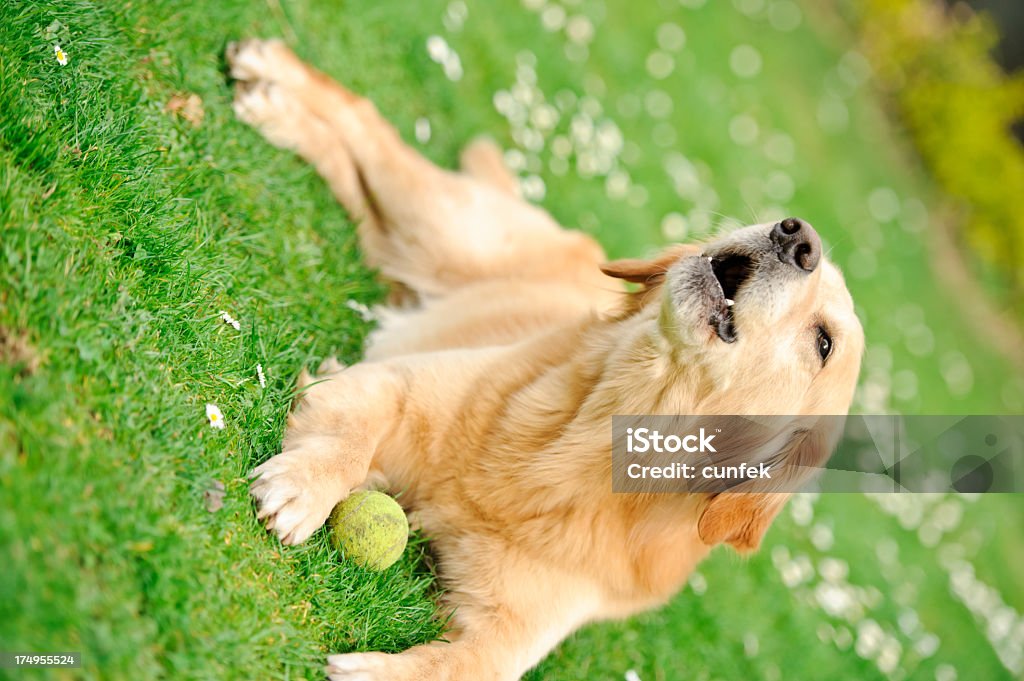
[327,490,409,571]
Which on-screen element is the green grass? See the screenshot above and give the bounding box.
[1,0,1022,680]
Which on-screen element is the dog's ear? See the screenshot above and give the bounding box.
[697,423,837,553]
[600,244,699,285]
[697,492,789,553]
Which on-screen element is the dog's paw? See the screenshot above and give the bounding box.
[232,79,324,151]
[232,79,283,125]
[226,38,304,84]
[249,450,344,545]
[325,652,392,681]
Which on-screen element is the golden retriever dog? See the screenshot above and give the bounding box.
[227,38,864,681]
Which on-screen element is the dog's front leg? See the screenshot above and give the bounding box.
[326,552,599,681]
[325,607,589,681]
[249,361,408,545]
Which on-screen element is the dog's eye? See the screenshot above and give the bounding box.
[816,326,833,363]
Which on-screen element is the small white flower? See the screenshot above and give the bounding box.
[256,363,266,389]
[345,299,377,322]
[220,310,241,331]
[414,117,431,144]
[205,403,225,429]
[53,44,68,66]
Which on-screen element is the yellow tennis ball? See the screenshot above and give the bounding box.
[327,490,409,571]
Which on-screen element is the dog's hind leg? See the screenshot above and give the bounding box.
[227,39,609,299]
[229,75,371,230]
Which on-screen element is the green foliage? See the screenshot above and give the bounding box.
[851,0,1024,313]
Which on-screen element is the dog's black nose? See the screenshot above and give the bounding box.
[771,217,821,272]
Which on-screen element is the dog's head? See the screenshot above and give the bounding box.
[603,218,863,416]
[604,218,864,551]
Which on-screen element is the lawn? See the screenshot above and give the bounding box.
[1,0,1022,680]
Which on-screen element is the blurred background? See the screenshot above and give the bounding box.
[1,0,1022,679]
[453,0,1024,417]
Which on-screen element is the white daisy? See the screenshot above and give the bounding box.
[205,403,225,430]
[345,299,377,322]
[53,44,68,66]
[220,310,241,331]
